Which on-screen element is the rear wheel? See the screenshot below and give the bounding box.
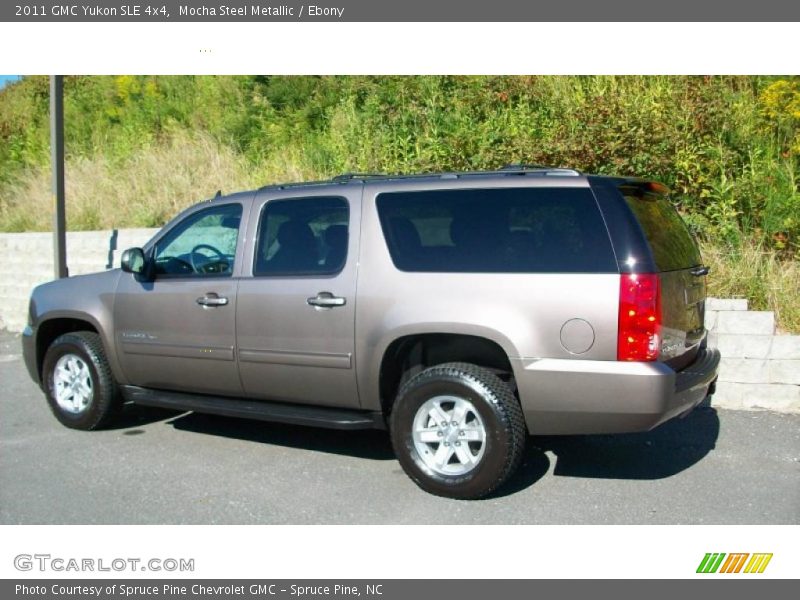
[390,362,526,499]
[42,331,121,430]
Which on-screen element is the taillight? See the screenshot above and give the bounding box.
[617,273,661,361]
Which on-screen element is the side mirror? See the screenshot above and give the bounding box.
[121,247,146,274]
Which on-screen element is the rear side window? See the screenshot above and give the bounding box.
[376,187,617,273]
[254,196,349,276]
[621,185,701,272]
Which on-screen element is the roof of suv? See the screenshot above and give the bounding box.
[202,167,650,204]
[255,165,600,194]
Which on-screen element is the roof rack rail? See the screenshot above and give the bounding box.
[499,163,581,175]
[331,172,387,182]
[261,166,584,191]
[500,163,549,170]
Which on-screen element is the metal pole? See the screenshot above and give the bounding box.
[50,75,67,279]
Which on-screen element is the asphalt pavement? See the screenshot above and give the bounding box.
[1,331,798,524]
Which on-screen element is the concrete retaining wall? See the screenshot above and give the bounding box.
[0,230,797,413]
[0,228,157,331]
[705,298,800,412]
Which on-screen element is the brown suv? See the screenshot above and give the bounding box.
[22,168,720,498]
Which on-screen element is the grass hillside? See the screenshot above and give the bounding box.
[0,76,798,330]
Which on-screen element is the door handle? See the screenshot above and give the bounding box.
[307,292,346,309]
[196,293,229,307]
[690,266,710,277]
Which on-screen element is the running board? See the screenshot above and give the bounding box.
[121,386,385,430]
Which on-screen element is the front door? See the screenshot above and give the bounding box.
[236,190,361,408]
[114,201,244,395]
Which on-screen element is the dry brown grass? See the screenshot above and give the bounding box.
[702,241,800,333]
[0,132,261,231]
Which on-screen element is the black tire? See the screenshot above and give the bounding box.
[42,331,121,430]
[390,362,527,499]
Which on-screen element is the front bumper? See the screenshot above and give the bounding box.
[21,324,40,385]
[512,347,721,435]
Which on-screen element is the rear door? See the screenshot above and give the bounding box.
[236,189,361,408]
[621,184,706,369]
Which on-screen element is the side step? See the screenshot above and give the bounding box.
[121,386,385,430]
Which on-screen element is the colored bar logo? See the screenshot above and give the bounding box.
[696,553,773,574]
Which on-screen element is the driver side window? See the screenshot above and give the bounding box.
[153,203,242,277]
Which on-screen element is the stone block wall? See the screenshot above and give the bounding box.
[706,298,799,412]
[0,228,156,331]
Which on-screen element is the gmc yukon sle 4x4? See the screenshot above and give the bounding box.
[22,167,720,499]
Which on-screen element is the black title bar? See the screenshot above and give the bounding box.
[4,0,800,21]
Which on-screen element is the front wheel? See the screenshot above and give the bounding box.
[390,362,526,499]
[42,331,121,430]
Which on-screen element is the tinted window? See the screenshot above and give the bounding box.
[254,196,349,276]
[376,188,616,273]
[621,186,701,271]
[153,203,242,277]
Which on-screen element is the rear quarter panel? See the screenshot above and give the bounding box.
[355,178,621,411]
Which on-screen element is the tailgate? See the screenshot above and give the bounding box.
[620,182,707,369]
[660,267,707,368]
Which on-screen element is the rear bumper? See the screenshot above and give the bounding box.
[513,347,721,435]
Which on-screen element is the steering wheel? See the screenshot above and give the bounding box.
[190,244,227,274]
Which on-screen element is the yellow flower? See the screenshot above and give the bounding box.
[759,79,800,121]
